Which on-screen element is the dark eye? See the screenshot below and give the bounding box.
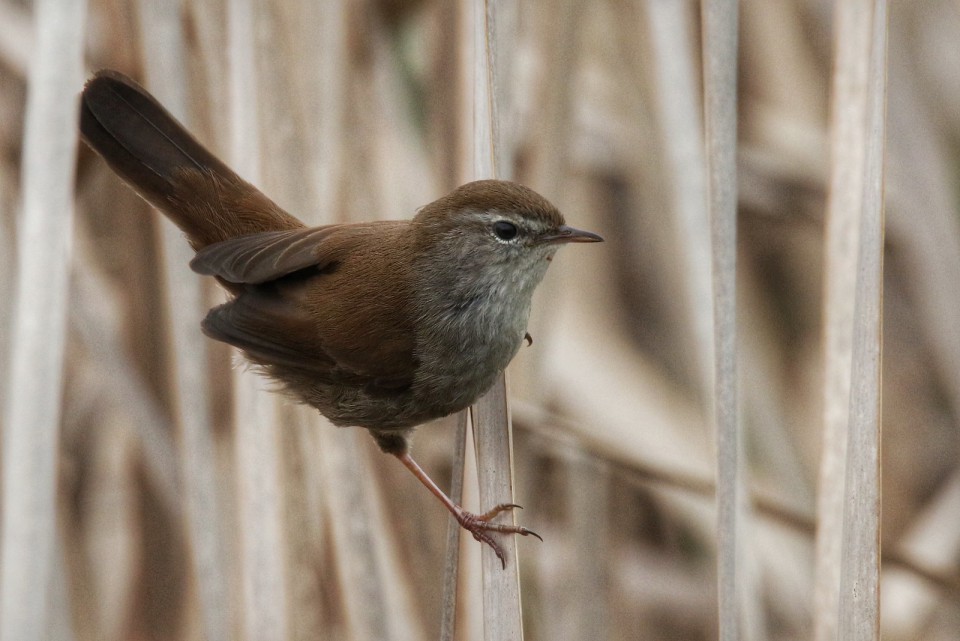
[493,221,518,241]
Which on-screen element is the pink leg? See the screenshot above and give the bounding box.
[394,451,542,568]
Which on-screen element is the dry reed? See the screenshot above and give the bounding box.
[1,1,957,640]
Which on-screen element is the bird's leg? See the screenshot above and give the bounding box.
[394,451,542,568]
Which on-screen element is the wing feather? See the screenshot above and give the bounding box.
[193,222,417,394]
[190,226,344,284]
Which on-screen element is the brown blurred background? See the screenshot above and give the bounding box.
[1,0,959,639]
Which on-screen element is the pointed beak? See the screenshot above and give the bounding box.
[539,225,604,245]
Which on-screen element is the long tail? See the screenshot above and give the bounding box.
[79,70,303,249]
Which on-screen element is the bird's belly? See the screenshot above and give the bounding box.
[312,289,533,431]
[408,315,525,422]
[292,332,519,432]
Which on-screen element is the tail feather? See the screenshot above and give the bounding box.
[80,70,303,248]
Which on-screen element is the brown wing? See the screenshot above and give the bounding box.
[190,227,344,284]
[195,223,417,393]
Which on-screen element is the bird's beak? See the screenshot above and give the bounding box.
[539,225,604,245]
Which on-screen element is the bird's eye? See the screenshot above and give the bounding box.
[492,221,518,241]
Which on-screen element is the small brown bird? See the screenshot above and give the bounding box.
[79,70,602,566]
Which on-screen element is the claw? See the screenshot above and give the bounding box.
[455,503,542,568]
[524,332,533,346]
[522,528,544,542]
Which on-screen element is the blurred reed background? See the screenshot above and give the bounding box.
[0,0,958,639]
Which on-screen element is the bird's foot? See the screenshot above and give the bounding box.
[393,451,543,569]
[454,503,543,568]
[524,332,533,346]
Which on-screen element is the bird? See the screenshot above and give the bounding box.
[79,69,603,567]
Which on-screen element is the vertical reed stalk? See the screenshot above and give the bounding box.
[700,1,758,639]
[440,412,469,641]
[837,3,887,640]
[815,2,888,639]
[0,1,86,639]
[470,0,525,638]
